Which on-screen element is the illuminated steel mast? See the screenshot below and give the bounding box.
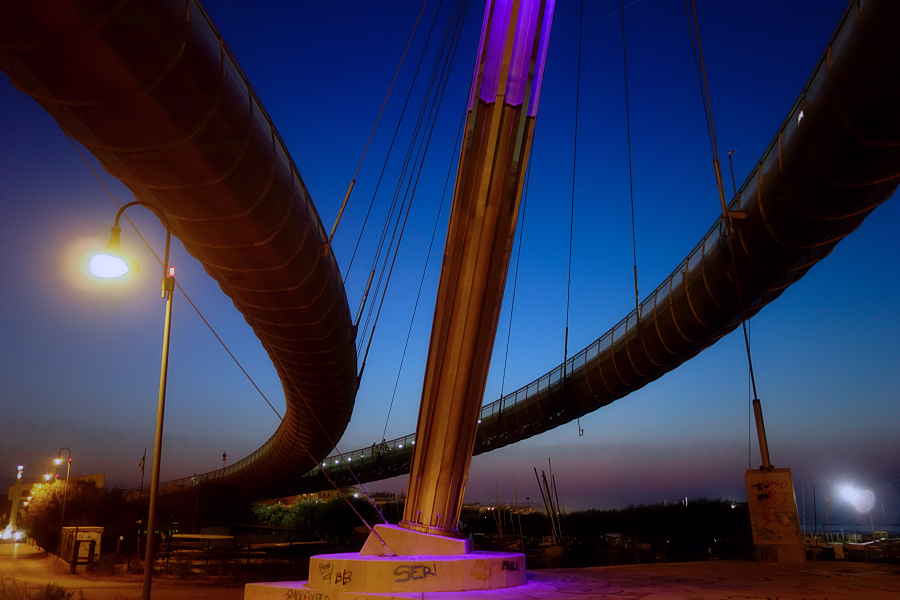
[400,0,555,537]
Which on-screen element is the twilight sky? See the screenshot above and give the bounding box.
[1,0,897,523]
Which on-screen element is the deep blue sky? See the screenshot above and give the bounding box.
[1,0,897,523]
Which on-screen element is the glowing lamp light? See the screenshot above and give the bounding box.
[840,485,876,513]
[90,254,130,278]
[43,474,51,481]
[54,458,62,466]
[89,225,140,278]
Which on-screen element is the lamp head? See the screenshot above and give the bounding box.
[54,457,62,466]
[90,226,140,278]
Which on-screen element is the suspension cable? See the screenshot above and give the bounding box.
[355,0,462,349]
[620,0,640,317]
[343,0,449,288]
[499,150,534,399]
[68,136,393,546]
[381,108,465,441]
[67,136,284,420]
[359,0,469,368]
[357,0,470,373]
[566,0,584,436]
[683,0,731,235]
[729,148,753,469]
[68,116,395,544]
[328,0,430,243]
[566,0,584,358]
[683,3,761,461]
[684,2,759,391]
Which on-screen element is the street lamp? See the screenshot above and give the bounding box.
[55,448,72,540]
[90,201,174,600]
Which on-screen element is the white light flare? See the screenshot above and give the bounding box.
[89,254,129,278]
[840,485,876,513]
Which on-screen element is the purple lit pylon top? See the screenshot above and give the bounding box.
[468,0,556,117]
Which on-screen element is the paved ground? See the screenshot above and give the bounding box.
[0,542,243,599]
[4,541,899,599]
[519,560,900,600]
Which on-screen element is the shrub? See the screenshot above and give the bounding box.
[0,577,84,600]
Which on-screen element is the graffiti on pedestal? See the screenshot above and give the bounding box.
[744,468,802,546]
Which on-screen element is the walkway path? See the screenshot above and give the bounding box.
[0,542,242,600]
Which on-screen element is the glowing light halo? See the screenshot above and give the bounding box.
[839,484,876,513]
[854,490,876,513]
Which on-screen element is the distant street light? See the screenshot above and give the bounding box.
[90,201,174,600]
[839,485,876,513]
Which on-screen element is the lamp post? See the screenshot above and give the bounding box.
[54,447,72,553]
[9,466,24,535]
[90,201,174,600]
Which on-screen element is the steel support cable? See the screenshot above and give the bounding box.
[68,108,388,537]
[235,316,393,534]
[343,0,450,287]
[356,0,468,358]
[55,18,383,534]
[498,149,535,399]
[354,0,460,348]
[683,0,761,445]
[328,0,430,243]
[620,0,640,317]
[69,135,385,531]
[728,149,753,469]
[566,0,584,436]
[244,303,394,529]
[358,0,471,381]
[66,135,284,420]
[683,0,731,234]
[381,108,466,442]
[358,0,465,336]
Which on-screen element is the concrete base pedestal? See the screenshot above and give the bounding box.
[745,468,805,565]
[361,524,473,556]
[245,551,525,599]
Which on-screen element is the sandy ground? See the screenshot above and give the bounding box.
[4,541,900,599]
